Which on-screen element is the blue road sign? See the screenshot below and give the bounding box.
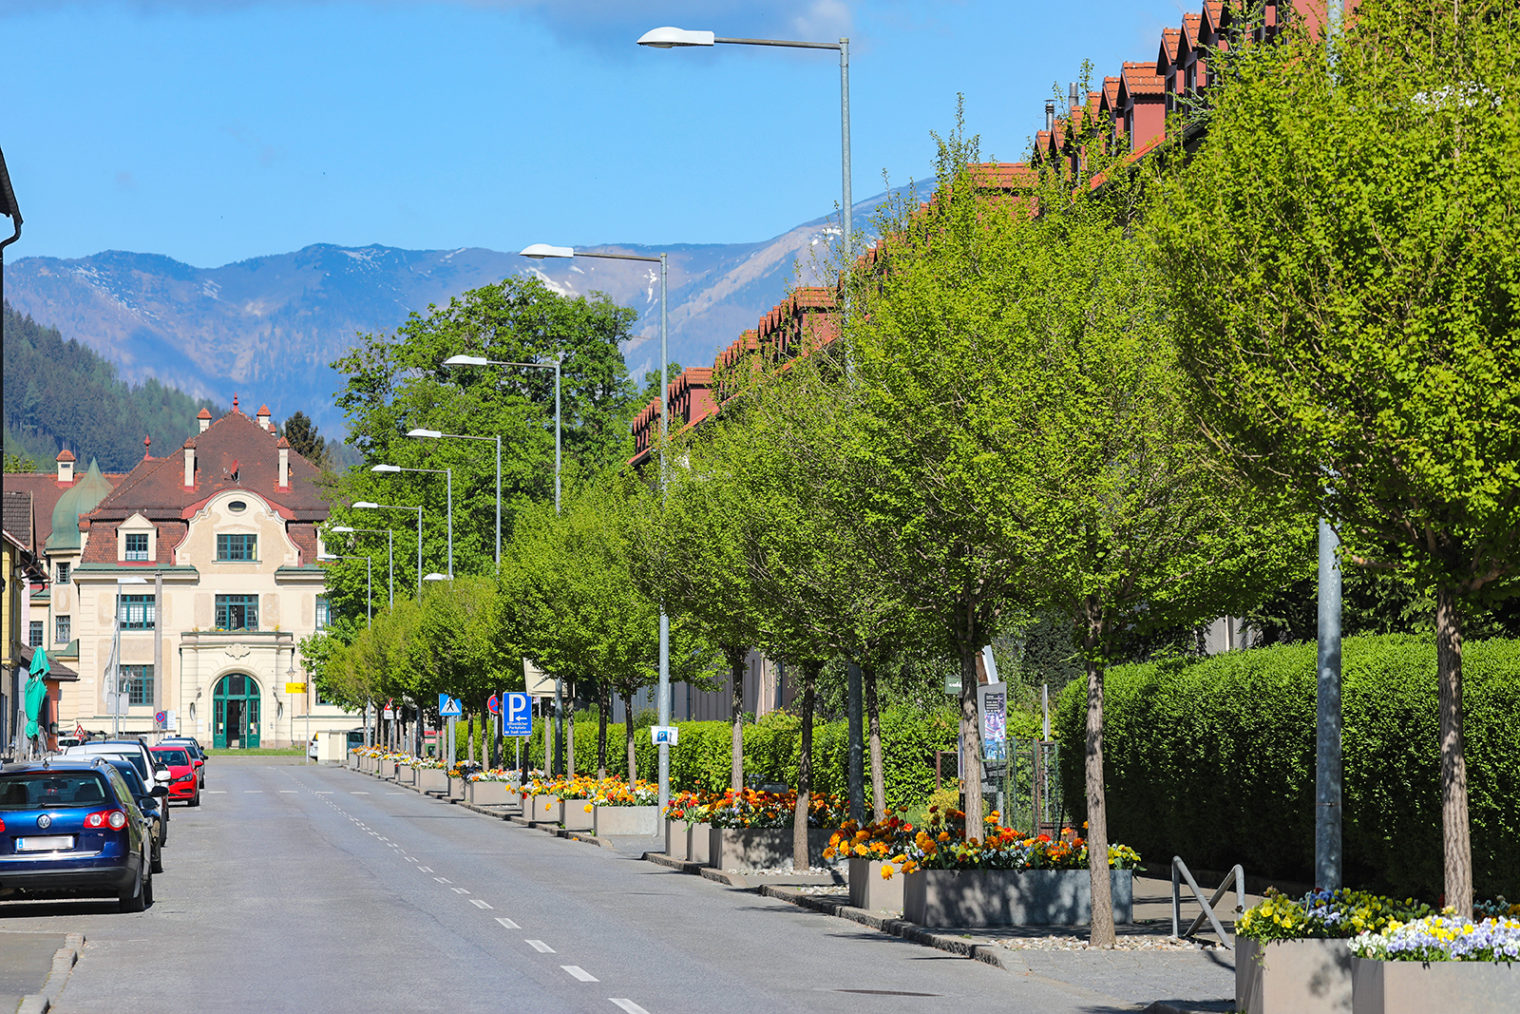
[438,694,463,718]
[502,692,532,737]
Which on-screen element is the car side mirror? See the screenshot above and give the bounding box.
[194,759,204,767]
[151,786,169,798]
[153,768,171,783]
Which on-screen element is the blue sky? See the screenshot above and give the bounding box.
[5,0,1182,268]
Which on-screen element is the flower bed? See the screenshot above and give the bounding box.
[1347,914,1520,1014]
[710,826,839,871]
[1235,888,1437,1014]
[467,780,518,807]
[593,805,659,836]
[902,867,1134,926]
[705,788,849,830]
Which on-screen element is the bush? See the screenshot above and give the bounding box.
[1055,635,1520,899]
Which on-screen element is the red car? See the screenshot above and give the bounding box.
[149,746,201,806]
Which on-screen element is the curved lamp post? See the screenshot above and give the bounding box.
[353,502,424,598]
[372,464,453,578]
[329,525,394,609]
[438,358,561,515]
[520,242,670,812]
[408,427,502,574]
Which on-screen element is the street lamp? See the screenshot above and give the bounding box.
[353,502,424,598]
[442,355,562,514]
[372,462,454,578]
[318,553,372,626]
[408,427,501,574]
[329,525,394,609]
[638,26,865,821]
[520,242,670,813]
[110,576,148,739]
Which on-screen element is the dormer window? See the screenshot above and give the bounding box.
[117,515,158,564]
[125,533,149,561]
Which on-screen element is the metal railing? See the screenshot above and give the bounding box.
[1171,855,1245,948]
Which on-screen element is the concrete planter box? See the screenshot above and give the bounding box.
[395,764,416,786]
[902,868,1133,927]
[665,820,687,859]
[529,794,560,826]
[686,822,712,865]
[593,805,659,837]
[709,826,838,871]
[849,856,904,913]
[467,781,517,807]
[558,798,594,831]
[380,759,398,779]
[417,767,447,793]
[1350,955,1517,1014]
[447,776,466,801]
[1236,937,1353,1014]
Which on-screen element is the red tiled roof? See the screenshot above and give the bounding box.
[196,408,212,420]
[968,162,1036,189]
[1181,12,1202,48]
[1159,27,1181,67]
[1099,76,1122,114]
[56,449,75,463]
[1121,61,1165,98]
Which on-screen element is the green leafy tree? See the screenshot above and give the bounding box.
[1147,0,1520,915]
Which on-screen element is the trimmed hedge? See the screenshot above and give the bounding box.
[496,703,959,812]
[1054,635,1520,899]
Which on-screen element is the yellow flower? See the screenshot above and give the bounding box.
[584,803,593,813]
[881,864,895,880]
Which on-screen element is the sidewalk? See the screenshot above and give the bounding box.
[0,931,83,1014]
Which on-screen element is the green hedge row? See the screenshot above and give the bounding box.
[462,703,960,812]
[1054,635,1520,899]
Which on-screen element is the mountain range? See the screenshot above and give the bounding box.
[3,190,902,439]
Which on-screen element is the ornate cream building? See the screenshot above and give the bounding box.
[43,399,355,747]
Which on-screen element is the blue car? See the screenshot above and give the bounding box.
[0,758,155,911]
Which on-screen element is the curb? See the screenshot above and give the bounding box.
[18,932,85,1014]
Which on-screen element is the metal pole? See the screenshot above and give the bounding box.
[415,508,423,598]
[839,38,852,262]
[365,557,372,626]
[112,586,121,739]
[553,356,562,513]
[1315,516,1343,889]
[494,434,502,574]
[386,529,394,610]
[444,468,453,578]
[847,661,864,824]
[657,252,671,818]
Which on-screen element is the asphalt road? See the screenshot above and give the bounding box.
[2,762,1174,1014]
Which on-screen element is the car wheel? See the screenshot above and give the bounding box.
[120,862,147,913]
[151,845,164,874]
[142,867,154,908]
[189,792,201,807]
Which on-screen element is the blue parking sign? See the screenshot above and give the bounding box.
[501,692,532,736]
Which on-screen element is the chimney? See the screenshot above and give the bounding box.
[277,438,290,489]
[1069,82,1079,110]
[1045,100,1055,135]
[144,434,152,460]
[183,440,196,488]
[56,448,76,485]
[197,407,212,432]
[256,404,271,431]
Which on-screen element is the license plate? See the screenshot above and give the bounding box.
[15,835,75,852]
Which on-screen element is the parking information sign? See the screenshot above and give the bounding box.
[501,692,532,737]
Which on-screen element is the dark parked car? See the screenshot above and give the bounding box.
[103,758,168,872]
[0,759,155,911]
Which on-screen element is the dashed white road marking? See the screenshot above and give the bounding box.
[525,940,555,954]
[316,791,333,795]
[452,887,469,895]
[417,866,433,873]
[470,899,492,909]
[495,918,520,930]
[350,791,370,795]
[609,1000,650,1014]
[205,790,227,795]
[434,877,451,884]
[279,790,298,794]
[243,790,264,794]
[562,966,597,982]
[404,857,417,863]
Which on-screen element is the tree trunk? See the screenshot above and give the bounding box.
[566,695,576,778]
[596,686,609,782]
[623,692,638,790]
[793,661,819,871]
[1436,587,1473,917]
[1084,606,1115,948]
[958,639,984,844]
[729,646,747,793]
[466,714,476,765]
[865,667,886,822]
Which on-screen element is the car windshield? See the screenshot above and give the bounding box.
[0,771,111,809]
[154,749,190,766]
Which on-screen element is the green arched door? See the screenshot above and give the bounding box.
[212,673,262,749]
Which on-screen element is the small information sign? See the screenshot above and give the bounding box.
[438,694,463,718]
[501,692,532,737]
[285,682,308,695]
[650,725,679,746]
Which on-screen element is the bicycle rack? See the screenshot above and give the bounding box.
[1171,856,1245,948]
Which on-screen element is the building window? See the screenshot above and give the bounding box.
[122,664,154,706]
[28,621,43,647]
[125,532,149,561]
[215,594,258,631]
[55,615,71,644]
[56,561,70,584]
[315,596,330,631]
[217,534,257,561]
[119,594,156,630]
